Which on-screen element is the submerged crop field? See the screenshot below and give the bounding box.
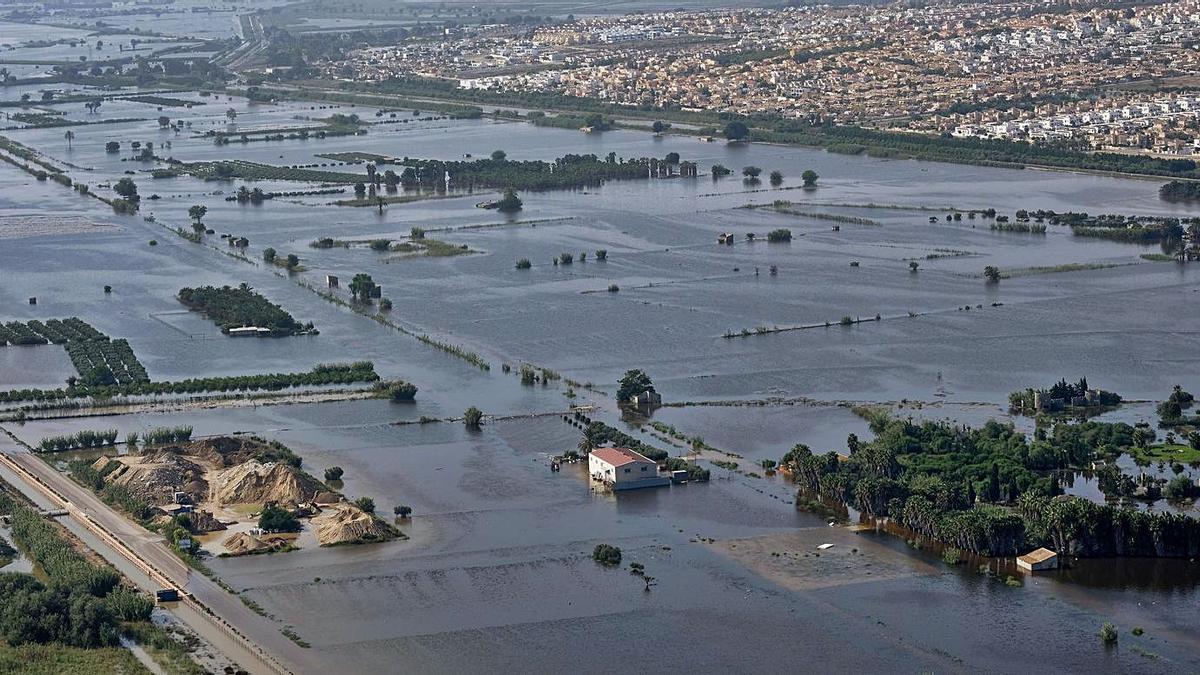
[0,77,1197,675]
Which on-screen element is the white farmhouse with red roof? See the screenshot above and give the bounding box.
[588,446,670,491]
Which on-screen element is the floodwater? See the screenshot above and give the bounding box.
[0,83,1198,673]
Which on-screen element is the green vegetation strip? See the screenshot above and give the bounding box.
[999,263,1128,278]
[0,362,379,404]
[175,159,365,184]
[751,201,881,225]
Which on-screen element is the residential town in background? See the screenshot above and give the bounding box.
[333,0,1200,156]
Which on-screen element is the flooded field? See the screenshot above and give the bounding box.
[1,82,1198,672]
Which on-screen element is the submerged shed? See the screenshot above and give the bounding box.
[1016,547,1058,572]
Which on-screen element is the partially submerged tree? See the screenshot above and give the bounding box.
[617,369,654,403]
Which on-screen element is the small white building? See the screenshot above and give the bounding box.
[631,390,662,408]
[1017,547,1058,572]
[227,326,271,337]
[589,447,668,491]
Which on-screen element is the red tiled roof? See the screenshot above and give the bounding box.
[591,446,654,467]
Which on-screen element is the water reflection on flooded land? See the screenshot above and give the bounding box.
[0,80,1198,672]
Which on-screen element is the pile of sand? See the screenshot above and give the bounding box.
[313,504,399,547]
[187,437,267,467]
[209,460,326,507]
[93,452,208,506]
[222,531,272,556]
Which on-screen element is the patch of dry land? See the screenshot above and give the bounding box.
[91,436,400,554]
[0,214,116,239]
[714,526,938,591]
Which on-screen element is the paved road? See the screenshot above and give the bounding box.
[221,13,269,70]
[0,429,312,675]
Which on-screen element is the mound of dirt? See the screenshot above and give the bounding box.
[93,452,208,506]
[187,436,267,467]
[209,460,325,507]
[222,531,271,556]
[185,509,226,534]
[313,504,400,547]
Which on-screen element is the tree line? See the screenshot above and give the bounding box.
[37,429,119,453]
[389,152,661,192]
[0,362,380,404]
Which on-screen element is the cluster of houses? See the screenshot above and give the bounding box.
[952,96,1200,155]
[1030,388,1116,413]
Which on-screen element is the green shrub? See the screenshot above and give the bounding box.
[463,406,483,427]
[353,497,375,514]
[258,504,301,533]
[592,543,622,566]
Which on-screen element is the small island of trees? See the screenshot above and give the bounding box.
[178,284,313,336]
[783,410,1200,558]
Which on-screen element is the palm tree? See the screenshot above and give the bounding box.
[578,435,595,454]
[64,130,74,148]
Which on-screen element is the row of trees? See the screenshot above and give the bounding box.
[37,429,119,453]
[0,362,380,404]
[65,338,149,386]
[389,152,656,191]
[1159,180,1200,203]
[0,318,105,346]
[727,166,818,187]
[142,425,194,446]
